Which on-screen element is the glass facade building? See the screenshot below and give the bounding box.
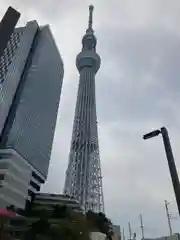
[0,21,64,179]
[0,21,38,139]
[0,6,20,59]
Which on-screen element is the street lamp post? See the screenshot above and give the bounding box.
[143,127,180,217]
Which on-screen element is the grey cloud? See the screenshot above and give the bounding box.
[4,0,86,21]
[95,28,180,126]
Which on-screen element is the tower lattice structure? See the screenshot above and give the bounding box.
[64,5,104,213]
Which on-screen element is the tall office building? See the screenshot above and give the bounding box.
[0,6,20,60]
[0,21,38,138]
[64,6,104,213]
[0,20,64,208]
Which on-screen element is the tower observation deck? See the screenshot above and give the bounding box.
[64,5,104,213]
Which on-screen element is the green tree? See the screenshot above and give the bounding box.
[6,205,16,212]
[51,213,90,240]
[70,212,90,240]
[52,205,70,219]
[24,206,90,240]
[25,217,51,240]
[86,210,113,237]
[24,209,51,240]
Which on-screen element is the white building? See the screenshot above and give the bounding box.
[112,225,121,240]
[0,148,44,209]
[91,232,106,240]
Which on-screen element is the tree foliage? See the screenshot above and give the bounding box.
[52,205,70,219]
[86,210,113,237]
[6,205,16,212]
[24,205,113,240]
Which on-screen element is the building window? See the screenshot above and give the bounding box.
[30,180,40,191]
[0,174,4,180]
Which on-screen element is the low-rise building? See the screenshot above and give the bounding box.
[32,192,84,213]
[112,225,121,240]
[0,149,44,209]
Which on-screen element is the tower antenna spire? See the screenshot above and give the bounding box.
[88,5,94,29]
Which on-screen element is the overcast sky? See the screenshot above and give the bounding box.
[1,0,180,238]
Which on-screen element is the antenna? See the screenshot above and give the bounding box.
[165,200,172,236]
[88,5,94,29]
[140,214,145,240]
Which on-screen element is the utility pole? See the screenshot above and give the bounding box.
[122,228,125,240]
[140,214,145,240]
[128,222,132,240]
[133,233,136,240]
[165,200,172,236]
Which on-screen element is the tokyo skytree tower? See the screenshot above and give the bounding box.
[64,5,104,213]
